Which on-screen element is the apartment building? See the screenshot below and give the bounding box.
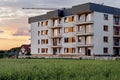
[29,3,120,56]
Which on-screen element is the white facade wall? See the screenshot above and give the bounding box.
[93,12,113,55]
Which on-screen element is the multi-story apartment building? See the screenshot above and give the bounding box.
[29,3,120,57]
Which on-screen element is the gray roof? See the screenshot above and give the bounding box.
[29,2,120,23]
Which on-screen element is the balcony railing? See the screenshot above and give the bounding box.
[49,24,62,28]
[51,44,62,48]
[76,43,93,47]
[113,34,120,38]
[75,20,94,25]
[76,32,94,36]
[51,34,62,38]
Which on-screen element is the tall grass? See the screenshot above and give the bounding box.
[0,59,120,80]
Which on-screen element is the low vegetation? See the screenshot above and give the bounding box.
[0,59,120,80]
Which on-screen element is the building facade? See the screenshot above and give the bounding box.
[29,3,120,56]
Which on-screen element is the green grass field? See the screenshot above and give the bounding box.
[0,59,120,80]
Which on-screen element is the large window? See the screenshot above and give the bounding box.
[64,16,74,22]
[64,48,75,53]
[103,25,108,31]
[86,25,92,33]
[86,13,92,21]
[64,37,75,43]
[41,30,48,35]
[53,19,58,26]
[103,36,108,43]
[53,29,61,36]
[41,39,48,44]
[78,48,82,53]
[41,48,48,53]
[78,26,82,32]
[86,36,92,44]
[64,27,75,33]
[41,21,48,26]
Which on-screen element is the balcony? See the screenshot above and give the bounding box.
[76,43,93,47]
[75,20,94,26]
[76,32,93,36]
[51,44,62,48]
[49,24,62,29]
[113,35,120,38]
[51,34,62,38]
[113,45,120,48]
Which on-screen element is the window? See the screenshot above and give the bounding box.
[72,37,75,42]
[41,22,43,26]
[64,27,74,33]
[64,28,68,33]
[78,36,82,42]
[41,30,48,35]
[64,37,75,43]
[38,22,40,27]
[38,31,40,36]
[38,48,40,53]
[58,19,61,24]
[104,14,108,20]
[64,48,75,53]
[86,25,92,33]
[114,38,119,46]
[78,48,82,53]
[64,17,67,22]
[86,13,92,21]
[104,25,108,31]
[78,26,82,31]
[64,16,74,22]
[41,39,48,44]
[103,36,108,43]
[43,21,48,26]
[53,19,58,26]
[104,48,108,53]
[86,36,92,44]
[41,48,48,53]
[114,27,119,35]
[38,40,40,44]
[114,17,119,25]
[78,15,81,21]
[64,38,68,43]
[68,16,74,22]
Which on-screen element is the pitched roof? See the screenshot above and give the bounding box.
[21,44,30,52]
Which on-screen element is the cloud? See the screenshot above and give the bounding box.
[0,30,4,33]
[12,27,30,36]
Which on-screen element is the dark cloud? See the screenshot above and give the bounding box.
[0,30,4,33]
[12,27,30,36]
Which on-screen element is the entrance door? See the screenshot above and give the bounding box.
[53,48,57,55]
[114,48,119,56]
[85,48,91,56]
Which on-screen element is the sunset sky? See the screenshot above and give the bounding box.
[0,0,120,50]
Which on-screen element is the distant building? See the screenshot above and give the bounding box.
[19,44,30,56]
[29,3,120,57]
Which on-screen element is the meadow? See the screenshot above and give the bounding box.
[0,59,120,80]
